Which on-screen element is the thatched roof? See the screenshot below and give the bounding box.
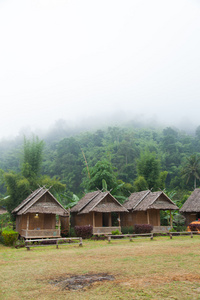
[71,191,128,214]
[124,190,178,211]
[180,188,200,212]
[12,187,69,216]
[0,207,7,215]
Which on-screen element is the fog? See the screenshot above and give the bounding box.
[0,0,200,139]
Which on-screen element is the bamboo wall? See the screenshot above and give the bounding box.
[184,213,197,226]
[16,213,56,235]
[120,209,160,227]
[71,212,103,227]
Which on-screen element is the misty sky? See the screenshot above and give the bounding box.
[0,0,200,138]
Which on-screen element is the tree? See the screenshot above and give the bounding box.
[181,154,200,189]
[136,151,161,190]
[2,172,30,214]
[134,176,148,192]
[21,136,44,186]
[82,160,118,191]
[2,136,65,214]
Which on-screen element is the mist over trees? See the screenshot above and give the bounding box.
[1,121,200,211]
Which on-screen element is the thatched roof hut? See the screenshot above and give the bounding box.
[180,188,200,225]
[121,190,178,232]
[180,189,200,213]
[12,187,69,238]
[71,190,128,235]
[123,190,178,211]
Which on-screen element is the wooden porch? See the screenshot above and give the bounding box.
[93,226,121,235]
[21,228,60,239]
[152,226,173,233]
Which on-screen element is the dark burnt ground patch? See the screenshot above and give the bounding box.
[49,273,115,290]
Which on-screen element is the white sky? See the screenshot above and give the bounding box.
[0,0,200,138]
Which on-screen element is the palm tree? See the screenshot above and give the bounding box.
[181,154,200,189]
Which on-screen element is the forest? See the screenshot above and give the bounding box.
[1,122,200,215]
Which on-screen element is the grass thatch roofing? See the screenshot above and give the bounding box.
[124,190,178,211]
[12,187,69,216]
[71,191,128,214]
[180,188,200,212]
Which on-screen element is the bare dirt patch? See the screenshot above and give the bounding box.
[49,273,115,290]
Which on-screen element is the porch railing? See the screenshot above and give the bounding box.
[93,226,121,235]
[21,229,60,238]
[152,226,172,233]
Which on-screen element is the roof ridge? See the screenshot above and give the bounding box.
[89,191,109,212]
[132,190,151,210]
[78,190,101,212]
[12,187,43,213]
[22,188,48,214]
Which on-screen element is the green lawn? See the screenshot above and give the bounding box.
[0,236,200,299]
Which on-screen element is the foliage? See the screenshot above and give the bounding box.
[1,125,200,204]
[74,225,93,239]
[0,213,12,230]
[21,136,44,184]
[181,153,200,189]
[82,160,118,191]
[3,172,30,214]
[121,226,134,234]
[134,176,148,192]
[134,224,153,234]
[136,151,161,190]
[1,229,19,246]
[111,229,120,235]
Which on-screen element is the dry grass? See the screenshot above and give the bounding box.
[1,236,200,299]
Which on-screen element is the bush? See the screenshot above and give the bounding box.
[121,226,134,234]
[69,227,76,237]
[2,230,19,246]
[111,229,120,235]
[74,225,93,239]
[134,224,153,234]
[0,231,3,244]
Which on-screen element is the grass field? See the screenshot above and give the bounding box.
[1,236,200,299]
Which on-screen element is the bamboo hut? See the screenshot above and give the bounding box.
[12,187,69,239]
[121,190,178,232]
[70,190,128,234]
[180,188,200,225]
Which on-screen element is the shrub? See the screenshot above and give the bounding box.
[111,229,120,235]
[74,225,93,239]
[69,227,76,237]
[61,229,69,237]
[121,226,134,234]
[2,230,19,246]
[14,238,25,248]
[134,224,153,234]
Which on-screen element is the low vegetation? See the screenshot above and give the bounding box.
[0,236,200,299]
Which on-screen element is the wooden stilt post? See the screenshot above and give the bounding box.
[26,214,29,238]
[170,210,172,227]
[79,237,83,246]
[58,216,61,237]
[93,212,95,233]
